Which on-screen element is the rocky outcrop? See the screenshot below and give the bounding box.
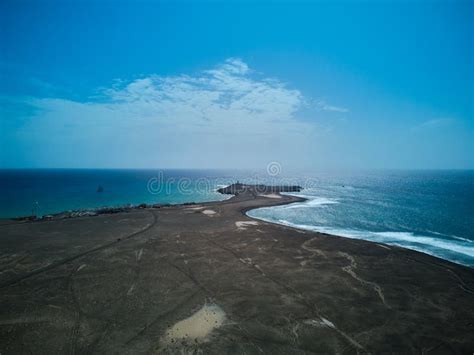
[217,183,302,195]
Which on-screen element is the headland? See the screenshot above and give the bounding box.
[0,184,472,353]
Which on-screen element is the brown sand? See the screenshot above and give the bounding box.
[0,188,473,354]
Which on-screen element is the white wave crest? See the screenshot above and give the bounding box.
[426,230,472,243]
[372,232,474,258]
[280,194,339,209]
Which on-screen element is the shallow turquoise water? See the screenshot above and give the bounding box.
[0,169,234,218]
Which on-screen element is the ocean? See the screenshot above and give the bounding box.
[0,169,234,218]
[0,169,473,266]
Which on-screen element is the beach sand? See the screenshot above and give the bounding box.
[259,193,282,199]
[0,187,473,353]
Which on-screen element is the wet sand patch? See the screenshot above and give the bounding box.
[161,303,226,345]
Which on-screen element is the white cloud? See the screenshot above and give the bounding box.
[97,57,304,127]
[315,100,349,113]
[6,58,335,168]
[410,118,454,132]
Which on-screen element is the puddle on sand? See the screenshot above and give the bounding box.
[161,303,226,345]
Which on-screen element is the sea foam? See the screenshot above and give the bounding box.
[280,193,339,209]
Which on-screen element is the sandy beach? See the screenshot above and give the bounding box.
[0,185,473,354]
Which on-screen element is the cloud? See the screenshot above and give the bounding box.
[98,57,304,126]
[410,118,455,132]
[4,58,326,168]
[29,77,58,93]
[315,100,349,113]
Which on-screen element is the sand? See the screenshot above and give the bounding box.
[0,187,473,354]
[184,206,204,211]
[235,221,259,230]
[202,209,217,215]
[259,193,282,199]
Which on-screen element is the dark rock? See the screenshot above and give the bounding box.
[12,215,37,221]
[217,183,302,195]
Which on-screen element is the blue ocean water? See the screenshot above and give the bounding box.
[0,169,234,218]
[247,170,474,267]
[0,169,473,266]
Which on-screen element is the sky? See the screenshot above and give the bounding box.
[1,0,473,170]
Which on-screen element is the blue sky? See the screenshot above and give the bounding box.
[1,0,472,170]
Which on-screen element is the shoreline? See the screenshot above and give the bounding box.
[245,189,474,268]
[0,192,235,222]
[1,183,471,274]
[2,184,472,268]
[245,206,474,268]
